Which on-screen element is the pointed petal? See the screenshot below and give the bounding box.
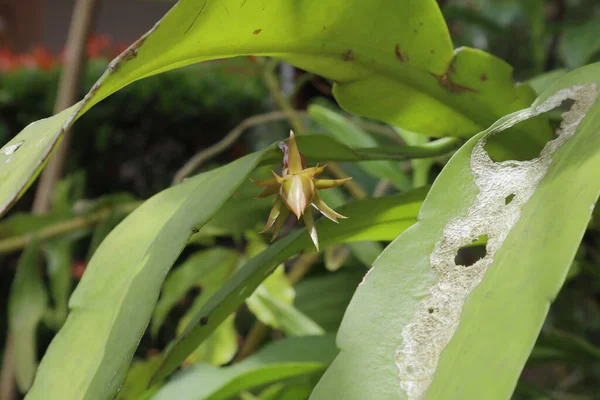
[303,207,319,251]
[314,177,352,190]
[271,207,290,242]
[312,192,347,223]
[287,130,305,174]
[280,175,314,219]
[250,177,279,187]
[272,170,285,184]
[301,164,327,178]
[259,197,282,233]
[255,185,279,198]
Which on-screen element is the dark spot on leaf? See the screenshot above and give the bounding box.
[413,28,418,34]
[191,227,199,233]
[420,21,424,26]
[253,29,262,35]
[395,44,408,63]
[432,61,477,93]
[343,50,355,61]
[428,308,434,314]
[430,49,435,54]
[505,194,516,205]
[480,73,488,82]
[200,316,209,326]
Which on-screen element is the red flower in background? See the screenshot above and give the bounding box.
[0,33,131,72]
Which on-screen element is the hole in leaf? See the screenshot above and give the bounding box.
[455,235,488,267]
[505,193,516,205]
[428,308,434,314]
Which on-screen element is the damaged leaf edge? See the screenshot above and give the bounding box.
[395,83,599,399]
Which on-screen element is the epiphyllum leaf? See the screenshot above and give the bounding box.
[253,131,351,250]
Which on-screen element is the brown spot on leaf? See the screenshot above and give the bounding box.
[430,49,436,54]
[253,29,262,35]
[395,44,408,63]
[343,50,355,61]
[432,61,478,93]
[480,73,488,81]
[200,316,209,326]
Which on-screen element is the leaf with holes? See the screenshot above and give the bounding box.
[0,0,548,217]
[309,64,600,400]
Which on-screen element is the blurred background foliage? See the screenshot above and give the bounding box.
[0,0,600,399]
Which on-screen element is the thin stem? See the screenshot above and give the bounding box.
[0,203,140,255]
[172,111,308,185]
[262,58,367,199]
[32,0,99,214]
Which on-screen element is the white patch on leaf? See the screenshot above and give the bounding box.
[395,84,598,400]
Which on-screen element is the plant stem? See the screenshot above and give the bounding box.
[32,0,99,214]
[0,202,140,255]
[262,58,367,199]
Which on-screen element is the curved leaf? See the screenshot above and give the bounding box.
[26,151,265,400]
[310,65,600,400]
[151,335,337,400]
[0,0,547,216]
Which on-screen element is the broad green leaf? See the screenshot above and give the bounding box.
[559,20,600,69]
[42,240,74,329]
[156,188,427,380]
[8,239,47,392]
[0,0,548,216]
[295,269,365,333]
[308,104,410,189]
[310,65,600,400]
[151,248,240,337]
[251,293,326,337]
[115,358,163,400]
[182,315,238,366]
[152,336,337,400]
[347,241,384,268]
[245,234,323,336]
[26,151,265,400]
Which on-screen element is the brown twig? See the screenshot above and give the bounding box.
[32,0,99,214]
[172,111,309,185]
[0,202,140,255]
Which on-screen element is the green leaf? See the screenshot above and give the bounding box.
[152,335,338,400]
[559,20,600,69]
[295,269,364,333]
[115,358,163,400]
[308,104,410,189]
[151,248,240,338]
[0,0,547,216]
[8,239,47,392]
[251,293,326,337]
[156,188,426,380]
[347,241,384,268]
[182,314,238,366]
[309,65,600,400]
[42,240,74,330]
[26,151,265,400]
